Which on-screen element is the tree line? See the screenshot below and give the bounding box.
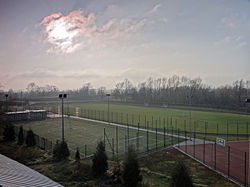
[1,75,250,111]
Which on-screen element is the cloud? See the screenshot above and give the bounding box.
[221,17,236,29]
[213,35,247,49]
[148,4,161,15]
[40,10,145,54]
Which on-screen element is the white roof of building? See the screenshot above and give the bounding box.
[0,154,62,187]
[5,110,46,115]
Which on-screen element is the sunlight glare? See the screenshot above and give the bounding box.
[51,22,69,40]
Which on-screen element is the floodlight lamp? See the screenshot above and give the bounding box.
[5,94,8,98]
[59,94,63,98]
[106,93,110,96]
[63,94,67,98]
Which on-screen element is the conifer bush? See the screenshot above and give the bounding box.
[170,159,194,187]
[75,147,80,161]
[53,141,70,161]
[92,141,108,177]
[3,124,15,142]
[26,129,36,147]
[17,126,24,145]
[122,146,142,187]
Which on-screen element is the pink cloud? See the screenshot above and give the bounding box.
[40,10,145,54]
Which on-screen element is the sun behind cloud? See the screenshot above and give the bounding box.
[40,9,146,54]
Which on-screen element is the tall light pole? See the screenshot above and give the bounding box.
[59,94,67,142]
[21,91,24,111]
[246,98,250,187]
[5,94,8,112]
[106,93,110,124]
[188,93,193,140]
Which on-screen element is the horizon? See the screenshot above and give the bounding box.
[0,75,250,92]
[0,0,249,91]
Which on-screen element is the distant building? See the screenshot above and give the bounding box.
[28,110,47,120]
[4,111,29,121]
[4,110,47,121]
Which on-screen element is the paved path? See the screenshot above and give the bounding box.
[0,154,62,187]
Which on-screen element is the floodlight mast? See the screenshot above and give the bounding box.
[5,94,8,112]
[106,93,110,124]
[59,94,67,142]
[245,97,250,186]
[188,93,193,141]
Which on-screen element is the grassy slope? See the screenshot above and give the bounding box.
[139,148,237,187]
[0,138,237,187]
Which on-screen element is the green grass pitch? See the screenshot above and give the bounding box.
[41,102,250,135]
[14,117,179,159]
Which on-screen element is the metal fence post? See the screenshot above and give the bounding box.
[175,119,177,133]
[203,137,205,163]
[171,124,173,145]
[214,143,216,169]
[127,113,129,143]
[193,121,196,158]
[167,117,169,133]
[152,116,154,129]
[85,144,87,157]
[217,123,219,136]
[227,121,229,141]
[177,128,180,148]
[155,120,157,150]
[185,129,187,152]
[246,122,248,139]
[104,128,106,146]
[127,113,128,125]
[136,132,139,151]
[116,126,118,159]
[112,138,114,161]
[147,121,149,152]
[137,122,140,135]
[228,146,230,177]
[237,121,239,141]
[244,152,247,187]
[164,120,166,147]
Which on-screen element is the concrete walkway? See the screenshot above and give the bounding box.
[0,154,62,187]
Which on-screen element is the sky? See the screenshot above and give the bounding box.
[0,0,250,91]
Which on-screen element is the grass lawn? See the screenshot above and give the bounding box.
[33,102,250,135]
[14,118,179,159]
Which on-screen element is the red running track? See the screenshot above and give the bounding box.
[178,140,249,186]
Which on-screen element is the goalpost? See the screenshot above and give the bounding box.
[124,135,146,152]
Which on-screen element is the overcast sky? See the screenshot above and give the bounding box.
[0,0,249,91]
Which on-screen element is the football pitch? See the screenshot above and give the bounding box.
[40,102,250,136]
[14,117,179,159]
